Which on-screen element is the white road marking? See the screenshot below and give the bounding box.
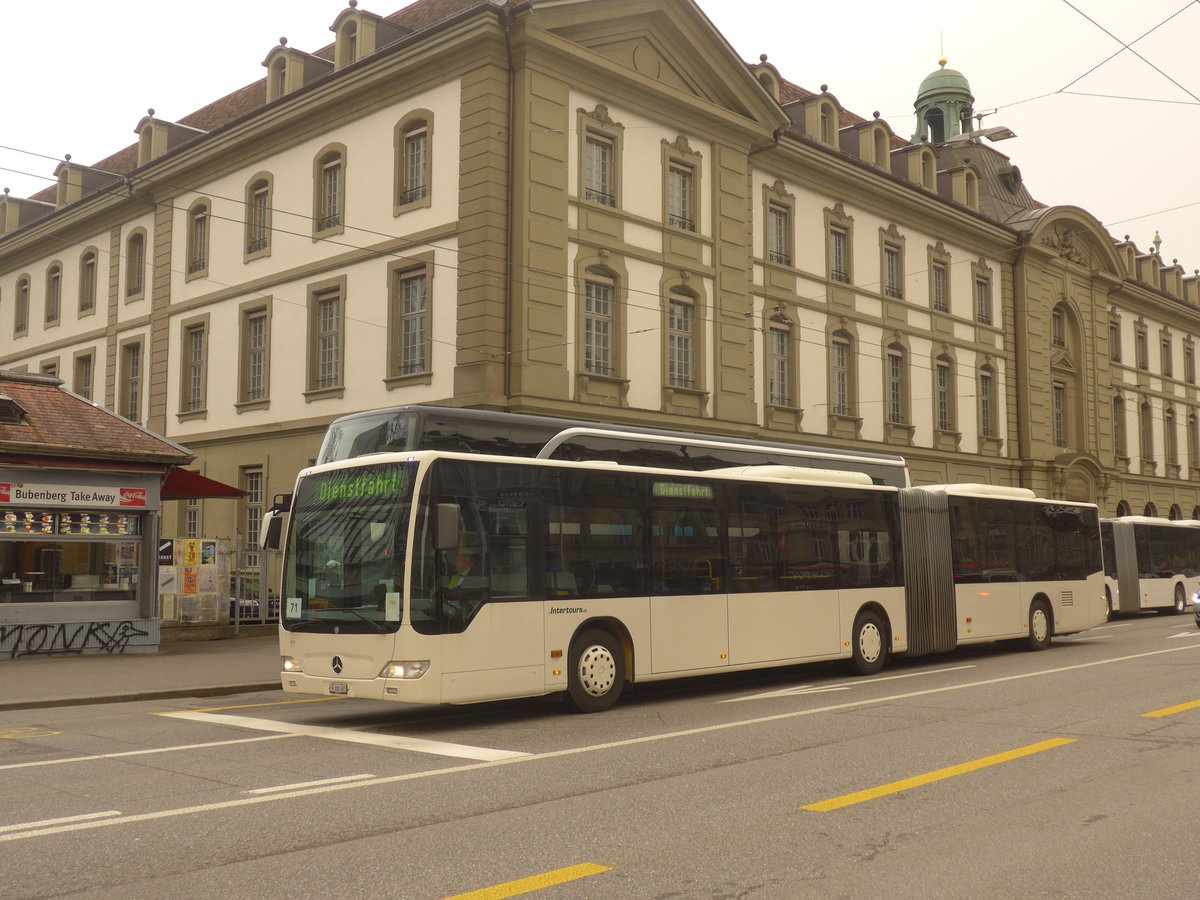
[4,643,1198,844]
[0,811,120,834]
[0,734,297,771]
[159,710,530,761]
[721,663,978,703]
[246,774,375,794]
[1167,629,1200,639]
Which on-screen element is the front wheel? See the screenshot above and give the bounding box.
[565,628,626,713]
[1172,584,1186,615]
[1027,599,1052,650]
[851,609,888,675]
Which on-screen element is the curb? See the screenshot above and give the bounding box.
[0,682,282,713]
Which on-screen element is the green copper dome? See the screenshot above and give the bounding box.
[916,59,973,104]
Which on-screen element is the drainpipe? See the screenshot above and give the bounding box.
[501,3,518,403]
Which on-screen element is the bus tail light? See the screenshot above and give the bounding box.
[282,656,302,674]
[380,660,430,679]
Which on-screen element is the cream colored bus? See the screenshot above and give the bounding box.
[273,452,1104,712]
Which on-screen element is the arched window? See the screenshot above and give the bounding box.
[1116,500,1132,517]
[395,115,431,208]
[1169,504,1182,520]
[79,249,97,313]
[245,176,272,258]
[314,146,346,234]
[44,262,62,325]
[186,201,210,276]
[1144,502,1158,517]
[125,230,146,298]
[14,275,30,335]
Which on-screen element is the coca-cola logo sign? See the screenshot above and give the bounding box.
[119,489,147,507]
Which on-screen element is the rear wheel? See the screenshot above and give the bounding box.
[1027,599,1052,650]
[565,628,625,713]
[1172,584,1186,615]
[851,609,887,675]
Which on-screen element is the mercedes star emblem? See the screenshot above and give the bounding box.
[332,655,343,674]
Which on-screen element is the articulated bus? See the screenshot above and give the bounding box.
[1099,516,1200,617]
[272,451,1105,712]
[315,404,910,487]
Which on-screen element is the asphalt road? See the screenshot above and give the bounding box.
[3,613,1200,899]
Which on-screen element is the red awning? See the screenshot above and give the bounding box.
[161,469,246,501]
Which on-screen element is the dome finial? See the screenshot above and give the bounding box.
[938,57,947,68]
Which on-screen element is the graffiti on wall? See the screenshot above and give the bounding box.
[0,620,151,659]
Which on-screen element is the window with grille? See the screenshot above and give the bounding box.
[15,277,29,334]
[1053,382,1067,447]
[316,291,341,389]
[242,468,263,570]
[883,247,902,298]
[318,156,343,230]
[397,270,428,375]
[830,228,849,282]
[768,323,790,406]
[667,162,694,231]
[247,182,270,254]
[126,232,145,297]
[122,343,142,423]
[936,361,952,431]
[887,349,904,423]
[45,265,61,324]
[184,325,205,411]
[832,336,851,415]
[768,205,791,265]
[243,309,268,402]
[188,205,208,274]
[79,252,97,313]
[74,354,93,401]
[584,132,615,207]
[583,272,614,375]
[932,263,947,312]
[980,371,994,437]
[974,278,991,324]
[667,293,694,387]
[401,124,428,204]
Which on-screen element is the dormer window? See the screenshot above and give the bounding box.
[0,395,28,426]
[269,57,288,101]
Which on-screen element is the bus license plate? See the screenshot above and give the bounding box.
[328,683,349,695]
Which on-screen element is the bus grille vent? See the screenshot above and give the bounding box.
[1060,591,1074,607]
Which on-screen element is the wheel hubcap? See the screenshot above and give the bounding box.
[578,644,617,697]
[1032,609,1048,642]
[858,623,882,663]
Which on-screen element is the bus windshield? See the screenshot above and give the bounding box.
[317,411,418,464]
[281,462,415,634]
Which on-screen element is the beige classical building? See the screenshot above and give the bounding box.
[3,0,1200,596]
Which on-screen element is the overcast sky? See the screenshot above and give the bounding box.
[4,0,1198,272]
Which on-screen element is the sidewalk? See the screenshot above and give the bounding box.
[0,633,282,712]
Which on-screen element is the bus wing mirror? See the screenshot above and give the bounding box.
[260,493,292,552]
[261,511,285,551]
[435,503,460,551]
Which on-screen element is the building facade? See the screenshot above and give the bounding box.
[3,0,1200,596]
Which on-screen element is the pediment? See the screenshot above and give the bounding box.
[1051,349,1078,375]
[533,0,786,129]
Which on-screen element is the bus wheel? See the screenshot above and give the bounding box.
[566,628,625,713]
[1172,584,1186,615]
[851,610,887,676]
[1104,587,1113,621]
[1027,600,1052,650]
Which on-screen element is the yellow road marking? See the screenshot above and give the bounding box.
[154,697,339,715]
[442,863,611,899]
[0,726,62,739]
[802,738,1077,812]
[1143,698,1200,718]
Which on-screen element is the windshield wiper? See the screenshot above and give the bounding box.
[336,605,389,633]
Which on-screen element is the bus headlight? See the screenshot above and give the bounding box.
[281,656,303,674]
[380,660,430,679]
